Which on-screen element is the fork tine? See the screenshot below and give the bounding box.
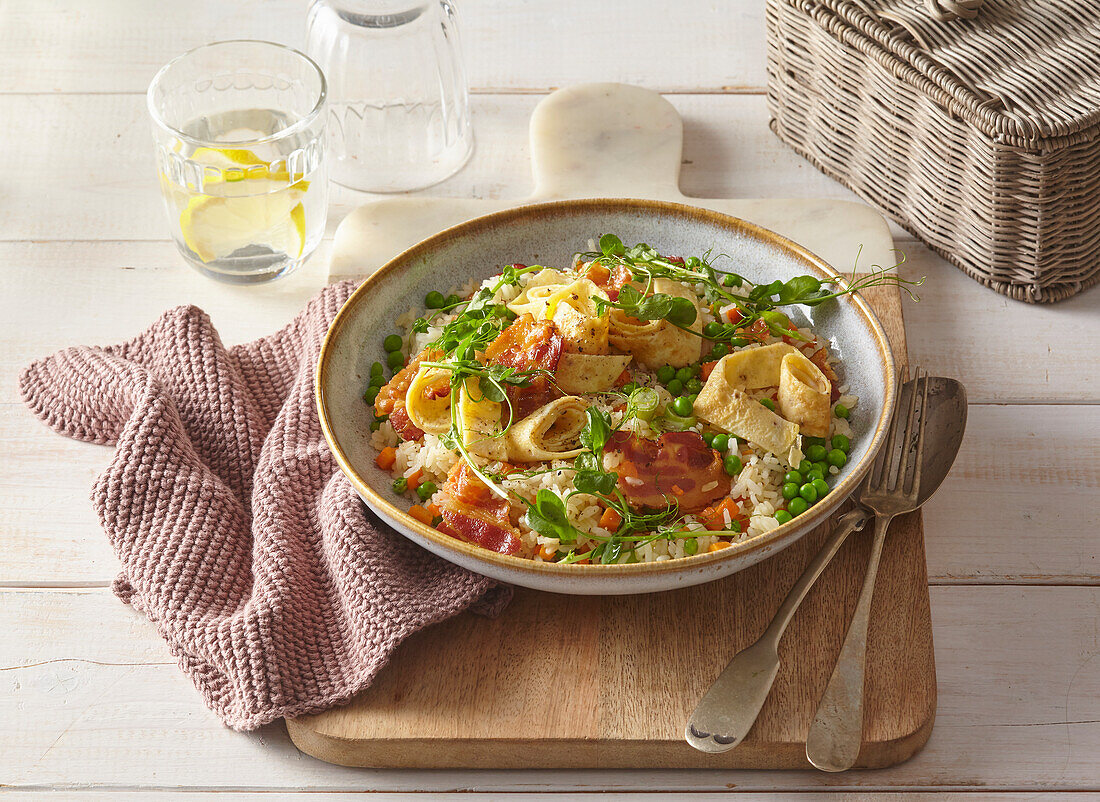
[888,366,921,491]
[904,369,931,497]
[869,366,905,489]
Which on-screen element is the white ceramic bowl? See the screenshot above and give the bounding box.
[317,199,896,594]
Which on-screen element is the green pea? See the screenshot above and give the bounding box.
[710,343,730,359]
[760,398,776,412]
[445,294,462,307]
[702,432,715,447]
[722,274,740,287]
[788,497,809,516]
[807,468,825,483]
[784,471,803,486]
[383,334,403,352]
[387,350,405,369]
[782,482,800,501]
[671,396,694,417]
[392,477,408,494]
[425,291,445,309]
[656,365,676,383]
[684,537,699,556]
[834,403,850,419]
[775,510,793,524]
[666,378,684,396]
[799,483,819,503]
[369,372,385,388]
[723,453,743,476]
[812,477,830,497]
[363,386,380,404]
[687,393,699,405]
[814,461,830,476]
[686,377,703,394]
[827,448,848,468]
[703,321,723,338]
[806,444,828,462]
[416,481,438,502]
[711,433,730,452]
[370,361,385,377]
[675,366,693,383]
[831,434,850,452]
[689,362,702,376]
[798,458,814,475]
[804,436,826,449]
[620,382,637,395]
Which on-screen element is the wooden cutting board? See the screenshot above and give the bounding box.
[289,84,934,769]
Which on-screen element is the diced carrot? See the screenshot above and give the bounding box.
[701,360,718,380]
[585,263,611,285]
[701,498,741,531]
[538,544,558,561]
[671,484,685,496]
[496,462,520,476]
[408,504,433,525]
[426,502,442,518]
[406,468,424,489]
[599,507,623,530]
[708,541,732,553]
[375,446,397,470]
[726,308,744,324]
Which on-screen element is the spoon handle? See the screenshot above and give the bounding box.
[805,512,895,771]
[685,507,869,753]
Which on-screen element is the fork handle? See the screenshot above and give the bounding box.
[805,512,895,772]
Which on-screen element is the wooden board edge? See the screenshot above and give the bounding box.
[285,703,937,770]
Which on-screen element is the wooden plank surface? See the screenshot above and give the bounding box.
[3,0,1099,792]
[4,586,1097,790]
[0,0,769,95]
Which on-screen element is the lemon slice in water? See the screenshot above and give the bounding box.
[180,177,309,264]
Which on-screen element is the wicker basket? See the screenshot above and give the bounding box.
[766,0,1100,302]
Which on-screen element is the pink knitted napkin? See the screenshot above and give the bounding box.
[19,280,509,731]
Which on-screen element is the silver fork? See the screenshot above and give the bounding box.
[805,367,931,772]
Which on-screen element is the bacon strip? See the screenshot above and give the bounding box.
[482,314,563,420]
[374,348,439,417]
[388,406,425,442]
[605,431,731,513]
[437,461,521,555]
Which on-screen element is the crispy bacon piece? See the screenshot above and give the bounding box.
[388,406,424,442]
[605,430,731,513]
[482,314,563,419]
[585,264,633,301]
[437,461,521,555]
[374,348,439,417]
[808,347,842,403]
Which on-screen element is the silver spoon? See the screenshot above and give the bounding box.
[685,375,966,756]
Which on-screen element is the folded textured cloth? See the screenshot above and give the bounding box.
[19,281,509,731]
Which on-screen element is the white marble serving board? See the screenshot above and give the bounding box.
[327,83,894,283]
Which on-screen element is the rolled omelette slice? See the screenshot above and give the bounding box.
[404,365,454,436]
[505,268,570,318]
[554,352,633,394]
[713,342,798,389]
[545,278,610,354]
[777,351,832,438]
[607,278,702,369]
[458,377,508,460]
[695,378,799,459]
[504,396,589,462]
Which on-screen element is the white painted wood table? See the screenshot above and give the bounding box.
[2,1,1098,797]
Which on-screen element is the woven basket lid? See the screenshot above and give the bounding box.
[824,0,1100,145]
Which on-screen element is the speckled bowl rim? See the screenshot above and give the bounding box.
[317,198,896,579]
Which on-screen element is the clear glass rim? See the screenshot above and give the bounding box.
[147,39,328,149]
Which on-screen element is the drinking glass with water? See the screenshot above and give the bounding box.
[148,41,328,284]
